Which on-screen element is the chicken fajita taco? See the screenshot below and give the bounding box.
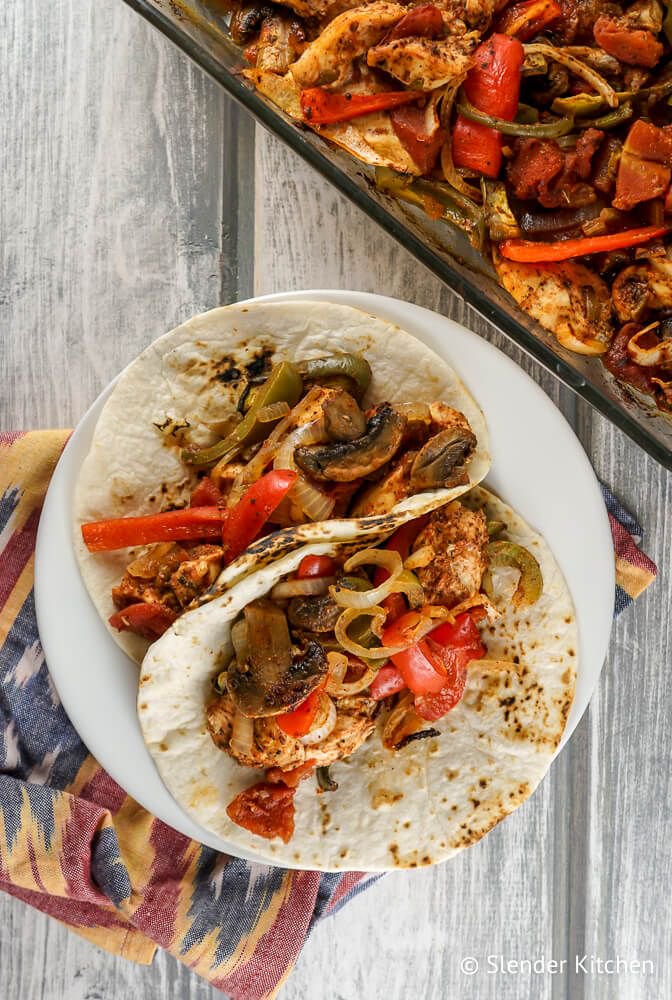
[138,485,577,871]
[73,300,489,664]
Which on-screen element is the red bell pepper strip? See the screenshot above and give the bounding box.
[108,602,178,640]
[500,225,670,262]
[190,476,223,507]
[300,88,423,126]
[387,3,445,40]
[82,507,224,552]
[276,686,325,737]
[370,664,407,700]
[496,0,561,41]
[226,782,296,843]
[452,34,524,178]
[221,469,297,563]
[296,554,337,579]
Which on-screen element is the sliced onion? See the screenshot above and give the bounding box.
[444,592,501,624]
[274,417,335,522]
[292,474,335,521]
[627,322,672,367]
[524,43,619,108]
[127,542,177,579]
[231,619,249,664]
[328,660,378,697]
[325,651,348,694]
[331,549,403,608]
[299,694,337,745]
[396,401,431,423]
[230,387,327,497]
[230,709,254,757]
[439,77,483,202]
[382,691,425,751]
[257,401,291,423]
[404,545,434,570]
[344,548,403,576]
[335,607,406,660]
[270,576,335,600]
[385,605,451,648]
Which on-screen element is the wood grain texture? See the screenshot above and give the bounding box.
[2,1,671,999]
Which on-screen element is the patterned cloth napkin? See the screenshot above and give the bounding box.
[0,431,657,998]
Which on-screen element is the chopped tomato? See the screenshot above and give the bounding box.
[496,0,561,40]
[383,610,447,694]
[370,664,407,700]
[82,507,224,552]
[499,225,670,262]
[300,88,423,126]
[382,610,485,715]
[190,476,223,507]
[276,686,325,738]
[624,121,672,165]
[453,34,524,178]
[296,554,336,579]
[266,760,316,788]
[221,469,297,563]
[593,17,663,68]
[108,602,178,640]
[413,661,468,721]
[387,3,445,40]
[613,153,670,211]
[390,638,447,693]
[414,613,486,720]
[390,104,447,175]
[226,782,295,843]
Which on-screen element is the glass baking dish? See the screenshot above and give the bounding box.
[123,0,672,470]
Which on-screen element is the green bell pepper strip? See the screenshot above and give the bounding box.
[182,360,303,467]
[457,97,574,138]
[296,354,372,401]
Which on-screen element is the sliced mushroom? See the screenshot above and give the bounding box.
[322,390,367,442]
[227,599,327,717]
[230,3,276,43]
[287,594,342,633]
[294,402,406,482]
[409,427,477,491]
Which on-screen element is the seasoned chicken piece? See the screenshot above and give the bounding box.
[111,575,172,611]
[494,252,613,356]
[367,30,477,90]
[206,690,379,769]
[350,451,417,516]
[256,14,306,74]
[414,502,488,607]
[169,545,224,608]
[289,1,406,87]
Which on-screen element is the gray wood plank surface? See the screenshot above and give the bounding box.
[2,1,671,999]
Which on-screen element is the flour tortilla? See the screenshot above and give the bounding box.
[73,300,490,663]
[138,486,577,871]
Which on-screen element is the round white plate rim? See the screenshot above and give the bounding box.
[34,289,614,871]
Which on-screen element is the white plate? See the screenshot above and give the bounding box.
[35,290,614,868]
